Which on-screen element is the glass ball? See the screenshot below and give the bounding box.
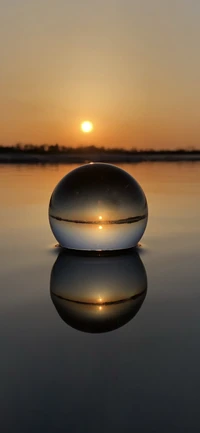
[49,163,148,251]
[50,250,147,333]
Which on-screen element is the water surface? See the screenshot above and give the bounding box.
[0,162,200,433]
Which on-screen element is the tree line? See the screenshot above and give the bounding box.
[0,144,199,154]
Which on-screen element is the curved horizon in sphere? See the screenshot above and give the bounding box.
[81,121,93,133]
[49,163,148,251]
[50,250,147,333]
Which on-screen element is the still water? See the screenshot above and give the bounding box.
[0,162,200,432]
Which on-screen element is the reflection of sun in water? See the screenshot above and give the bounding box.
[81,121,93,133]
[99,225,103,230]
[99,306,102,311]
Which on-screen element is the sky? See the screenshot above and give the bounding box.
[0,0,200,149]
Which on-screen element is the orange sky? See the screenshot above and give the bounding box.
[0,0,200,149]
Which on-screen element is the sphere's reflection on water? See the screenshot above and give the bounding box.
[49,163,148,251]
[50,250,148,333]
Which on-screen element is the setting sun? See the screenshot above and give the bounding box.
[81,121,93,133]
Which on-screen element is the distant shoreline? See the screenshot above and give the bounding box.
[0,152,200,164]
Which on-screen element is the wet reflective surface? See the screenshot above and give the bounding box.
[49,163,148,250]
[1,163,200,433]
[50,250,147,333]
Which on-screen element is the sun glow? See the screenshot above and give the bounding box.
[81,121,93,133]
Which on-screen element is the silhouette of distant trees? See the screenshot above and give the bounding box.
[0,144,199,155]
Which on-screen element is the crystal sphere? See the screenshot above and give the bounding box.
[50,250,147,333]
[49,163,148,251]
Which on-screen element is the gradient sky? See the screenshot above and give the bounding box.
[0,0,200,149]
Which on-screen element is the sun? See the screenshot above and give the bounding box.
[81,121,93,133]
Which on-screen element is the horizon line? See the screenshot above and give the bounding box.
[0,144,200,153]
